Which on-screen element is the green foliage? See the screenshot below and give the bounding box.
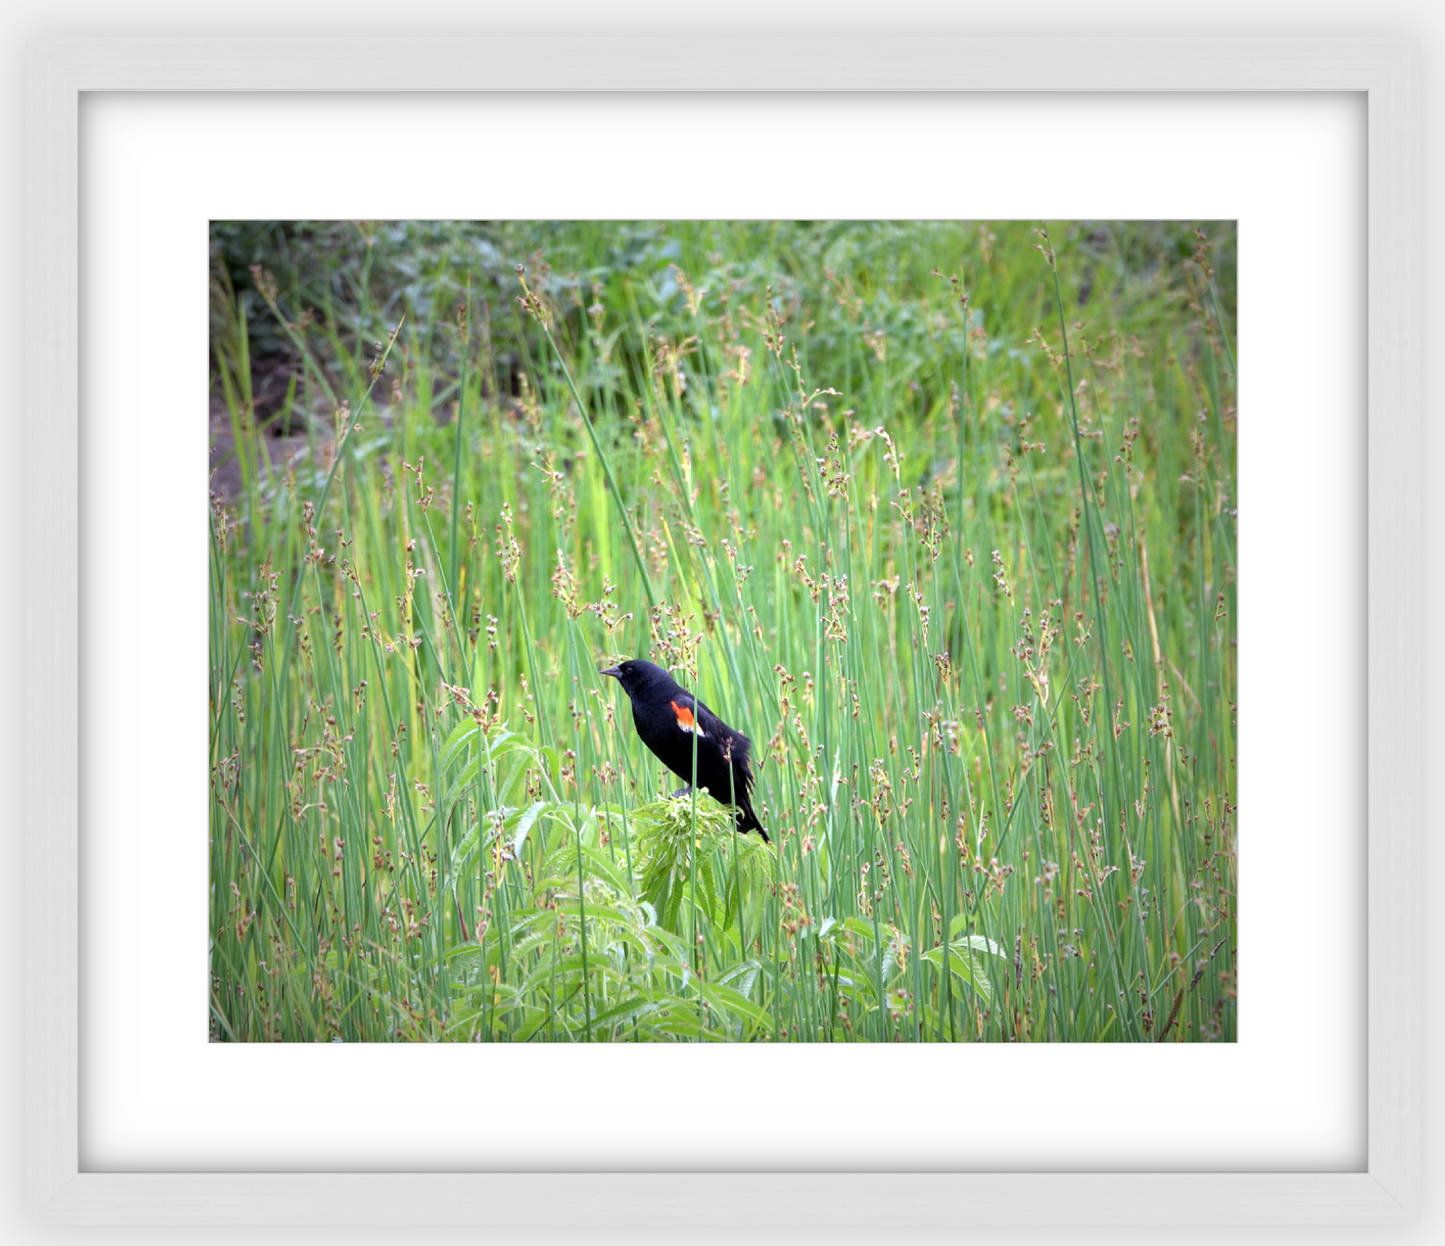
[210,220,1236,1042]
[628,797,775,933]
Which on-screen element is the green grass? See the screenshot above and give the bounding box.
[209,220,1236,1042]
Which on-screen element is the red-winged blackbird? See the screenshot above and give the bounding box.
[601,658,768,843]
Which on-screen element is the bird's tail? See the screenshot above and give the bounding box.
[735,796,769,844]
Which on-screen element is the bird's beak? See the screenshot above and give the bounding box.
[600,665,622,680]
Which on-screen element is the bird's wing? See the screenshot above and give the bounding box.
[693,697,754,773]
[688,695,727,738]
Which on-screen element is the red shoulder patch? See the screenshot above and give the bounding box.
[670,699,703,735]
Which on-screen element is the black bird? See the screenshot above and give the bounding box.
[600,658,768,843]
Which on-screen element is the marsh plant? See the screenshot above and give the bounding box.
[209,220,1236,1042]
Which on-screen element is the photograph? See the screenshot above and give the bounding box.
[208,218,1237,1043]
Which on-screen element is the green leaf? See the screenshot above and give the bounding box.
[510,1005,549,1043]
[919,944,995,1002]
[695,851,720,925]
[439,717,481,771]
[591,994,662,1030]
[698,981,771,1033]
[511,800,547,858]
[715,958,763,999]
[946,916,1007,959]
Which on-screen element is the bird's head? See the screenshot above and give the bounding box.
[599,658,676,701]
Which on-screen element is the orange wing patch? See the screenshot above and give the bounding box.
[671,700,706,736]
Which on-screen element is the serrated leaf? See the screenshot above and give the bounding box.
[511,800,547,858]
[946,917,1007,959]
[715,958,763,999]
[920,944,995,1002]
[439,716,480,770]
[698,981,771,1032]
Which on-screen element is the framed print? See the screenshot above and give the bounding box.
[23,37,1419,1224]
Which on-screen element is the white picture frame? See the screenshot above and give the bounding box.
[23,36,1420,1225]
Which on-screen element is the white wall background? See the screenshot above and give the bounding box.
[1,2,1438,1244]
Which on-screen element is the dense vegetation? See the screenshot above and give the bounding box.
[210,220,1236,1042]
